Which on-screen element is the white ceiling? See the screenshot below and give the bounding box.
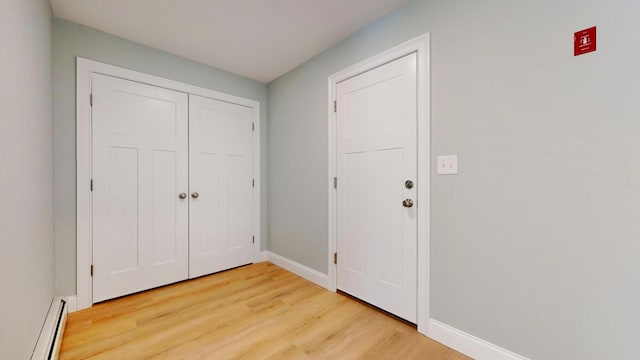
[50,0,409,83]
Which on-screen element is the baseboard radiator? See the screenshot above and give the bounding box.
[31,297,67,360]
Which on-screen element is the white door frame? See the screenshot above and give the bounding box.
[76,58,261,310]
[328,34,431,335]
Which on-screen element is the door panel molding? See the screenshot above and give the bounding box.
[77,58,261,310]
[328,34,431,334]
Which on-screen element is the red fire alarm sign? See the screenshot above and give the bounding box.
[574,26,596,56]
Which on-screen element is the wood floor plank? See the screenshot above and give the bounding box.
[60,262,470,360]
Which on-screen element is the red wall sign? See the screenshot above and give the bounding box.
[574,26,597,56]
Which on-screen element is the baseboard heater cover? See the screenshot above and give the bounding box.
[31,297,67,360]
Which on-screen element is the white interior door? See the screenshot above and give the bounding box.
[336,52,418,323]
[92,73,189,303]
[189,95,255,278]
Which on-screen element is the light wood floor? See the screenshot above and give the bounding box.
[60,262,470,360]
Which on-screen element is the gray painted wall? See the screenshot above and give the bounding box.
[267,0,640,358]
[53,18,268,297]
[0,1,54,359]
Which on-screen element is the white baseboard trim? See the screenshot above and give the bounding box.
[427,319,530,360]
[255,251,268,262]
[266,251,330,290]
[63,295,77,313]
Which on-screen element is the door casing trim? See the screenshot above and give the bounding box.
[76,58,261,310]
[327,34,431,335]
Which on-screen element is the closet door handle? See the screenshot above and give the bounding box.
[191,192,199,199]
[402,199,414,208]
[178,193,187,199]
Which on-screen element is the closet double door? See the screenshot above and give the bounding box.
[91,74,255,303]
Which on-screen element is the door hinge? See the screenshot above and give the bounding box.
[333,252,338,264]
[90,179,93,191]
[90,93,93,107]
[252,179,255,188]
[252,122,255,131]
[333,100,337,113]
[252,236,255,244]
[333,177,337,189]
[90,264,94,276]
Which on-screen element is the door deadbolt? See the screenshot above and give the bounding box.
[405,180,414,189]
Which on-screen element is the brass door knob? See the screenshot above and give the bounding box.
[402,199,414,208]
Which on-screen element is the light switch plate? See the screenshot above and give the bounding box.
[437,155,458,175]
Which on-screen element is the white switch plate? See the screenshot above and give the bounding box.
[437,155,458,175]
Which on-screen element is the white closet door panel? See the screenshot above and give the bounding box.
[92,73,189,303]
[189,95,255,278]
[228,154,253,250]
[198,153,221,255]
[107,146,139,273]
[108,91,177,139]
[151,150,179,265]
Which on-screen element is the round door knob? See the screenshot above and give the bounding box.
[191,192,199,199]
[178,193,187,199]
[402,199,414,208]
